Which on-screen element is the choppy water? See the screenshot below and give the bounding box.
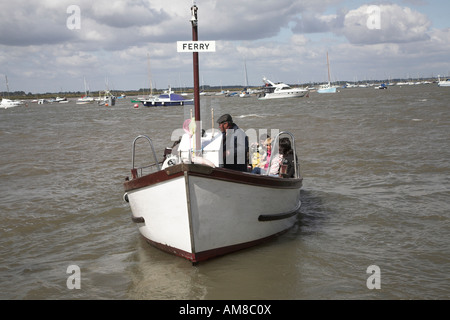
[1,85,449,300]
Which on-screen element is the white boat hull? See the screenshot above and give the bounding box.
[124,164,302,263]
[258,91,308,100]
[77,97,95,105]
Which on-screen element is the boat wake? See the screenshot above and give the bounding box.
[237,113,267,119]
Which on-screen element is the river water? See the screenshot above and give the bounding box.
[1,84,449,300]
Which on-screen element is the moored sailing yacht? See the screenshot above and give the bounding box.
[239,60,251,98]
[317,52,337,93]
[77,77,95,104]
[1,76,23,109]
[123,5,303,264]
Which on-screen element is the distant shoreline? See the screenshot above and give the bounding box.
[0,77,443,100]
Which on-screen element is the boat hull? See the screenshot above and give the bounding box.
[317,87,337,93]
[124,164,302,263]
[142,100,193,107]
[258,91,308,100]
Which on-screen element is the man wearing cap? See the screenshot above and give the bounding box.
[217,113,249,172]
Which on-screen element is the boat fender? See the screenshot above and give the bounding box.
[123,193,129,203]
[192,156,215,168]
[161,154,180,169]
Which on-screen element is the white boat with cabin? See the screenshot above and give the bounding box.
[55,97,68,103]
[1,98,23,109]
[257,77,309,100]
[122,5,303,264]
[97,90,116,106]
[438,75,450,87]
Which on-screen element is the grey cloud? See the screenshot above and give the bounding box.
[292,9,347,34]
[0,6,76,46]
[87,1,169,29]
[340,4,432,45]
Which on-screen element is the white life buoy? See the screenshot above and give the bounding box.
[161,154,180,169]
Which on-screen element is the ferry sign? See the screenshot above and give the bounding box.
[177,41,216,53]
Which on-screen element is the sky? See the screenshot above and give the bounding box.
[0,0,449,93]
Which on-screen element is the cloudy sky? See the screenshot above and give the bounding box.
[0,0,449,93]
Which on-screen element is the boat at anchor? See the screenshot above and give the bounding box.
[257,77,309,100]
[1,98,23,109]
[437,75,450,87]
[317,52,338,93]
[1,76,23,109]
[140,86,193,107]
[123,5,303,264]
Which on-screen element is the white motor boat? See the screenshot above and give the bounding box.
[55,97,68,103]
[123,5,303,264]
[257,77,309,100]
[1,98,23,109]
[438,76,450,87]
[124,130,302,264]
[97,90,116,106]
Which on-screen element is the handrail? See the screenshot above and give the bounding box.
[265,131,299,179]
[131,135,161,178]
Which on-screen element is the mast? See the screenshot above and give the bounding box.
[326,51,331,86]
[83,76,87,97]
[5,75,10,98]
[190,4,201,156]
[147,53,153,96]
[244,59,249,88]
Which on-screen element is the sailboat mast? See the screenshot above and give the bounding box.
[244,59,249,88]
[190,4,201,156]
[147,53,153,96]
[5,75,10,98]
[326,51,331,85]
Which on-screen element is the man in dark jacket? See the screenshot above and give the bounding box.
[217,113,249,172]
